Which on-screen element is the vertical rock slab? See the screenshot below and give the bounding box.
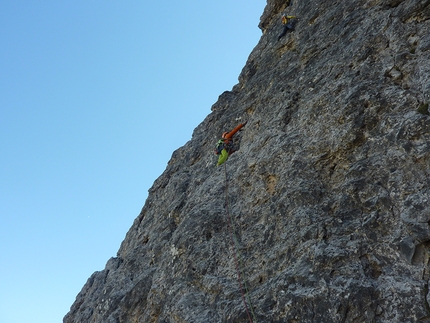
[65,0,430,322]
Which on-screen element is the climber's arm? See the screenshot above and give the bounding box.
[225,122,247,139]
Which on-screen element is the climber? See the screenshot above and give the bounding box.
[215,122,247,166]
[277,15,297,41]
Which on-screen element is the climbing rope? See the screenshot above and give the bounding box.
[224,163,257,323]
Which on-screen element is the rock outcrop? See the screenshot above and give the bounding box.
[64,0,430,322]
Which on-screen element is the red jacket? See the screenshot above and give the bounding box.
[221,122,246,144]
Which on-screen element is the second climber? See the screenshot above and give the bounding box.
[278,15,297,41]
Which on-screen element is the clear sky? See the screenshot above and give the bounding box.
[0,1,263,322]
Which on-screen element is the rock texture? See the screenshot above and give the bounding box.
[64,0,430,322]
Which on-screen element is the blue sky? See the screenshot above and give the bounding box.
[0,1,263,322]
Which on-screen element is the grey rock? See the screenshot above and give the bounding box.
[64,0,430,322]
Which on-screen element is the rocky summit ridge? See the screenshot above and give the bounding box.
[64,0,430,322]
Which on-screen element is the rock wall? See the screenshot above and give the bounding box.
[64,0,430,322]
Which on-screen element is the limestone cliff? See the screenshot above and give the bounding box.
[64,0,430,322]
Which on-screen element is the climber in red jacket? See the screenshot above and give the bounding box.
[215,122,247,166]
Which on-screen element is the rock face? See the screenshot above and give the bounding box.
[64,0,430,322]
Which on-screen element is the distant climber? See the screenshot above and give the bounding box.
[277,15,297,41]
[215,122,247,166]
